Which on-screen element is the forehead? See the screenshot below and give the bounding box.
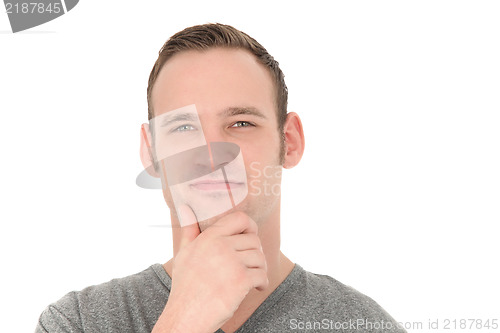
[151,48,276,118]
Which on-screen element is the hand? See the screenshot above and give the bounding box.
[153,206,269,333]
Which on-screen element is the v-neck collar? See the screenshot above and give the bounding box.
[152,263,303,333]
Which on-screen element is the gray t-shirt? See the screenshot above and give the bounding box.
[35,263,406,332]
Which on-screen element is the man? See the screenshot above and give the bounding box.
[36,23,405,333]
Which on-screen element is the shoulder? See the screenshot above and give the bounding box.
[36,264,170,333]
[280,264,405,332]
[300,267,384,313]
[36,290,83,333]
[74,263,169,304]
[57,264,168,310]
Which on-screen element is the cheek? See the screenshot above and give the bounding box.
[159,163,176,209]
[246,160,282,198]
[241,134,280,162]
[162,188,175,209]
[242,138,281,178]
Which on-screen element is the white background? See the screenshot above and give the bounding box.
[1,1,499,332]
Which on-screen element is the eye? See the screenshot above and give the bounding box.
[171,124,196,133]
[230,121,255,128]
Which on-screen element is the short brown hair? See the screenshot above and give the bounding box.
[146,23,288,134]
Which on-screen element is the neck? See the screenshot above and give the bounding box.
[163,204,295,332]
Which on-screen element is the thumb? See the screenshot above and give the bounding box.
[178,204,200,250]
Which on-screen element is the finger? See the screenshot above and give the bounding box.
[178,204,200,250]
[230,234,262,251]
[212,211,258,237]
[239,249,267,269]
[247,268,269,292]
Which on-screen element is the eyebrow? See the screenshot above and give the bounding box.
[160,112,198,127]
[219,107,267,119]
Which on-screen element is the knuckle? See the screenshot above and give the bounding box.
[232,211,249,226]
[258,252,267,269]
[232,210,247,220]
[252,235,262,249]
[259,269,269,282]
[262,276,270,287]
[244,234,260,249]
[249,219,258,232]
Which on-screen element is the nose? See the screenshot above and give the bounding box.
[164,145,212,185]
[197,124,232,170]
[189,143,234,172]
[200,123,226,146]
[208,142,240,171]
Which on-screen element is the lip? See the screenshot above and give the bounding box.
[189,180,245,191]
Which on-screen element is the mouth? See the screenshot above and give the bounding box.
[189,179,246,191]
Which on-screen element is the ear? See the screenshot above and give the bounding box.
[140,123,160,177]
[282,112,305,169]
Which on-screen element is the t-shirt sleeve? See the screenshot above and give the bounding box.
[35,292,83,333]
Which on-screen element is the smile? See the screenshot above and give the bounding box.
[189,180,245,191]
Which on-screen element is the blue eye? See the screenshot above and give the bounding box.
[172,124,196,132]
[231,121,254,128]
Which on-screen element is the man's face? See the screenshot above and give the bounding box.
[150,48,283,229]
